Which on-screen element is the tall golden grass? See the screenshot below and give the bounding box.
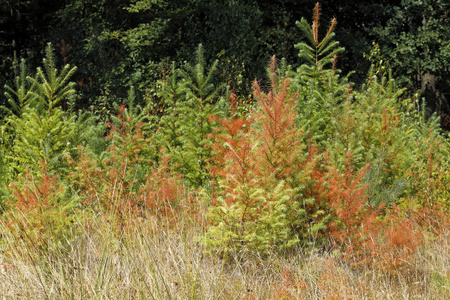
[0,205,448,299]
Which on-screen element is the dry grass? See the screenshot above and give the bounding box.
[0,210,449,300]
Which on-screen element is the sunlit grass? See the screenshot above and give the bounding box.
[0,206,448,300]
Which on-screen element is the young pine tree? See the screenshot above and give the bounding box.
[155,62,187,151]
[205,59,327,254]
[3,43,78,176]
[293,2,351,146]
[159,44,225,188]
[2,59,35,118]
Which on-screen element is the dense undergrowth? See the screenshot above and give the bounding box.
[0,3,449,298]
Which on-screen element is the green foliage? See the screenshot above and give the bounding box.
[401,108,450,212]
[4,0,448,117]
[108,87,156,187]
[50,0,314,102]
[364,155,408,209]
[155,62,187,149]
[290,5,441,214]
[321,71,416,211]
[157,45,225,187]
[206,180,293,254]
[51,0,134,100]
[2,44,78,176]
[69,108,109,160]
[371,0,450,84]
[7,107,75,175]
[177,45,225,187]
[27,43,77,113]
[369,0,450,112]
[363,42,390,81]
[3,59,35,117]
[295,3,344,82]
[292,3,352,146]
[109,0,265,96]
